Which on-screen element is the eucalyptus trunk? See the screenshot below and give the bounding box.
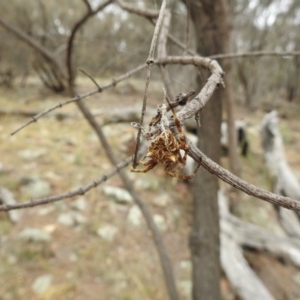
[187,1,232,299]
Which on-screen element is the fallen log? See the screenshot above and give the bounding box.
[219,190,300,299]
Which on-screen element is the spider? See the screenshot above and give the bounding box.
[131,96,201,180]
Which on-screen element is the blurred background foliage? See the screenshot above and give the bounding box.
[0,0,299,108]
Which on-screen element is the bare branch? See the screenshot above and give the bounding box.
[163,32,300,61]
[148,17,198,56]
[188,142,300,212]
[157,8,175,100]
[82,0,92,12]
[156,56,224,124]
[132,0,167,168]
[0,109,73,119]
[13,48,299,136]
[10,63,147,135]
[141,55,300,212]
[66,0,113,86]
[0,17,66,81]
[78,68,102,91]
[0,156,132,211]
[157,21,300,61]
[210,50,300,59]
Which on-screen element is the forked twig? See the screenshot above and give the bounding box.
[78,68,102,91]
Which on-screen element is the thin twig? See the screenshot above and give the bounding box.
[132,0,167,168]
[183,0,191,55]
[10,63,147,136]
[0,156,132,211]
[66,0,112,86]
[0,17,66,82]
[210,50,300,59]
[82,0,92,12]
[188,142,300,212]
[157,7,175,100]
[78,68,102,91]
[11,49,300,137]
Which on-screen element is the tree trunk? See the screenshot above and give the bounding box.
[188,1,231,299]
[190,95,222,300]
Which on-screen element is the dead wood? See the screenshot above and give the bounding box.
[221,234,275,300]
[277,208,300,239]
[261,110,300,236]
[219,191,275,300]
[219,191,300,300]
[244,252,300,300]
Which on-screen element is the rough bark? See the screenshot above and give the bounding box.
[187,1,231,299]
[189,97,221,299]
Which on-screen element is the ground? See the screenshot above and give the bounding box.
[0,77,300,299]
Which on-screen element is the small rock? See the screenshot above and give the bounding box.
[152,193,171,207]
[63,154,76,163]
[66,272,74,279]
[19,228,51,243]
[44,171,62,181]
[73,212,87,225]
[57,212,86,227]
[127,205,142,226]
[57,213,74,226]
[18,149,46,160]
[136,178,159,191]
[69,253,78,262]
[115,280,128,291]
[97,225,119,242]
[167,207,181,225]
[43,224,57,234]
[103,186,133,204]
[180,260,192,271]
[88,132,98,142]
[55,202,68,212]
[153,214,167,231]
[31,274,52,295]
[38,206,55,216]
[7,255,17,265]
[0,187,21,223]
[103,126,115,136]
[179,280,192,296]
[2,293,13,300]
[71,197,87,211]
[20,176,51,198]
